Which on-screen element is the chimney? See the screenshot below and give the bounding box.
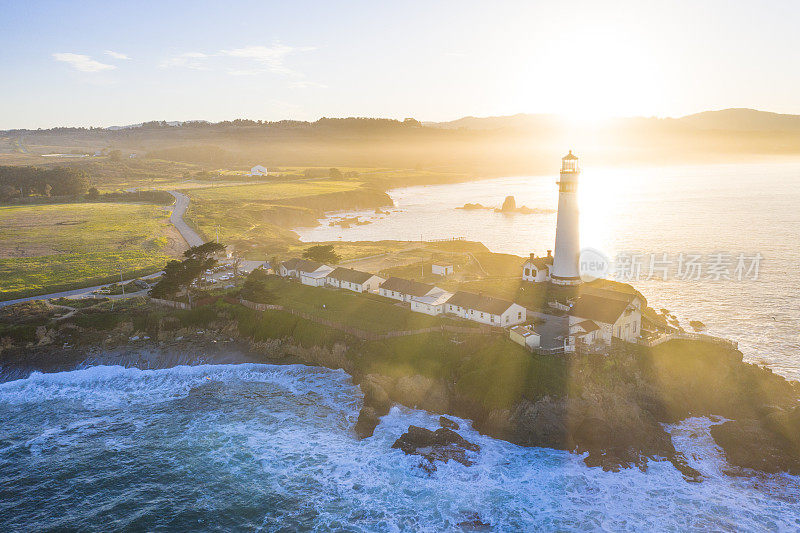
[546,250,552,258]
[530,252,536,261]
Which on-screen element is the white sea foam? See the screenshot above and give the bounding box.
[1,362,799,532]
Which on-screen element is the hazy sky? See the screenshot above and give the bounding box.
[1,0,798,129]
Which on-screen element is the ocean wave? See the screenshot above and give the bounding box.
[1,362,798,532]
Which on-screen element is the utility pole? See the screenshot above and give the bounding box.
[215,225,220,243]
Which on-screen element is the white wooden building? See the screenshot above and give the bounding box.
[509,325,541,349]
[522,251,553,283]
[431,263,454,276]
[300,265,334,286]
[567,292,642,346]
[279,258,325,279]
[445,291,527,327]
[249,165,269,177]
[410,288,453,316]
[279,258,333,285]
[379,277,441,303]
[326,267,384,293]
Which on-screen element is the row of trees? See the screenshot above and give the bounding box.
[0,166,90,201]
[302,168,359,179]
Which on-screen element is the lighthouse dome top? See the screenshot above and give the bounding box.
[561,150,580,172]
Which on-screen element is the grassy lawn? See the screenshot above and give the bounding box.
[245,275,471,333]
[187,180,362,203]
[0,203,181,300]
[184,179,375,248]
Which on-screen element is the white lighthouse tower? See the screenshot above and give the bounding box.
[550,150,582,286]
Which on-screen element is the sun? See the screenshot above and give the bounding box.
[512,24,667,121]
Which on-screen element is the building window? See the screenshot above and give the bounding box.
[518,312,522,319]
[524,268,530,276]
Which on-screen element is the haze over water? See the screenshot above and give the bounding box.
[298,162,800,380]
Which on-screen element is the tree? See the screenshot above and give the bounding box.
[240,268,274,303]
[109,150,122,162]
[328,167,342,178]
[184,241,226,259]
[150,241,227,304]
[231,252,243,277]
[87,187,100,200]
[0,166,89,197]
[302,244,340,264]
[0,184,18,202]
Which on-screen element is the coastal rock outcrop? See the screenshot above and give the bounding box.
[353,375,394,439]
[355,407,381,439]
[439,416,459,430]
[392,425,480,471]
[711,408,800,475]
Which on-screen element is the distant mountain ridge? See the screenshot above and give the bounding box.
[675,108,800,132]
[4,108,800,174]
[428,108,800,133]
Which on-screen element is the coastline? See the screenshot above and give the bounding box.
[3,300,798,479]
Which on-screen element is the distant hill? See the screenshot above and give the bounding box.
[425,113,561,131]
[674,108,800,132]
[427,108,800,133]
[3,109,799,175]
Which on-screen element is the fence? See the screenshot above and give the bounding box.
[638,331,738,350]
[238,298,501,341]
[150,298,192,310]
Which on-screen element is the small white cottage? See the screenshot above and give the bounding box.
[326,267,384,293]
[249,165,269,177]
[279,258,332,285]
[568,292,642,345]
[379,277,441,303]
[431,263,454,276]
[410,288,453,316]
[445,291,526,327]
[509,325,541,349]
[522,251,554,283]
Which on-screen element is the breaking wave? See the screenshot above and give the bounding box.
[1,362,798,531]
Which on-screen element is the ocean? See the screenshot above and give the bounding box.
[1,363,798,531]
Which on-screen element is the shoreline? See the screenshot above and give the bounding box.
[3,305,798,479]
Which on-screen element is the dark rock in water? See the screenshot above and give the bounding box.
[354,406,381,439]
[669,452,702,482]
[360,377,392,415]
[711,416,800,475]
[439,416,459,430]
[500,195,516,212]
[392,425,479,471]
[457,512,492,531]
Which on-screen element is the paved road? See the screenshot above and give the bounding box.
[167,191,205,247]
[0,275,161,308]
[0,191,207,308]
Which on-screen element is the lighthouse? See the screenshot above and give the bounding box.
[550,150,582,286]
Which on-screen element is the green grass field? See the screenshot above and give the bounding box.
[184,179,378,249]
[0,203,181,300]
